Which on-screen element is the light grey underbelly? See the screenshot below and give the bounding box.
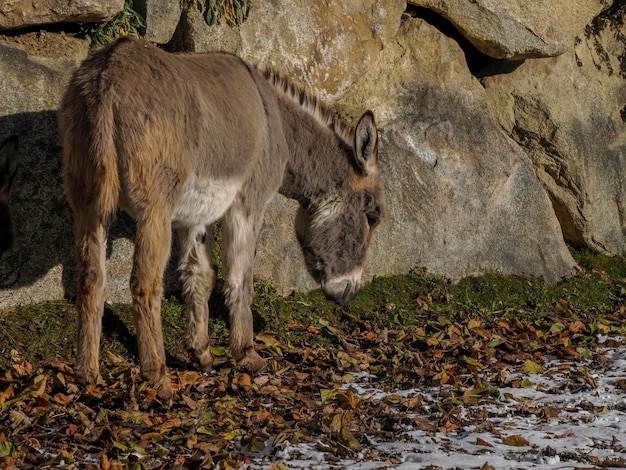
[118,176,244,228]
[171,176,243,228]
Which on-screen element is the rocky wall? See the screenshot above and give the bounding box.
[0,0,623,307]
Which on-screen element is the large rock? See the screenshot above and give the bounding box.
[0,0,124,30]
[135,0,181,44]
[482,10,626,254]
[174,0,405,101]
[408,0,608,59]
[330,17,576,284]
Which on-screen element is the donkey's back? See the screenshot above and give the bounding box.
[60,38,279,227]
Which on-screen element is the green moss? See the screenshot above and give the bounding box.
[0,301,76,371]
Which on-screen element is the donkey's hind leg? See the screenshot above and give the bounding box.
[73,208,108,386]
[178,225,216,370]
[222,206,265,373]
[131,213,173,400]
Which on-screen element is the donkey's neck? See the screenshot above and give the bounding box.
[277,98,353,208]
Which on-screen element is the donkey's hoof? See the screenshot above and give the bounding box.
[236,350,266,374]
[74,366,99,386]
[153,377,174,401]
[195,348,214,371]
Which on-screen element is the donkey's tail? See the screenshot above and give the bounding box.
[58,46,121,228]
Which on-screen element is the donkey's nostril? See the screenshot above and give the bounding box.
[341,281,352,301]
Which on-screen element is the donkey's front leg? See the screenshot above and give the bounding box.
[178,225,216,370]
[131,215,173,400]
[223,207,265,372]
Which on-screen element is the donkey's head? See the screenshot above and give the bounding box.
[0,136,18,256]
[296,112,383,304]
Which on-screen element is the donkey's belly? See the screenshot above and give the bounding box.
[172,175,243,228]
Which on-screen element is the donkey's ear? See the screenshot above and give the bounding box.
[0,136,18,179]
[354,111,378,175]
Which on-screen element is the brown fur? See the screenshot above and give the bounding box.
[0,136,18,257]
[59,37,383,400]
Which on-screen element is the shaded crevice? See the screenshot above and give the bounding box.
[511,116,587,249]
[163,9,189,52]
[403,5,524,78]
[545,193,586,248]
[0,22,84,37]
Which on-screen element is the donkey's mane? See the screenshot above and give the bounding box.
[262,69,353,144]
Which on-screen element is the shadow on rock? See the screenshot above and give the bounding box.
[0,111,179,305]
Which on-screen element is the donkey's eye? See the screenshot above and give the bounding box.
[366,213,379,228]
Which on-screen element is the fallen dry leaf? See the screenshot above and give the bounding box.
[502,434,529,447]
[11,360,32,378]
[475,437,494,447]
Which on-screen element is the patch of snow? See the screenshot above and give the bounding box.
[246,347,626,469]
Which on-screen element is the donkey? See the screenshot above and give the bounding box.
[59,37,383,400]
[0,136,18,256]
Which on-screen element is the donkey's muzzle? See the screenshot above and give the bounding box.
[322,275,361,305]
